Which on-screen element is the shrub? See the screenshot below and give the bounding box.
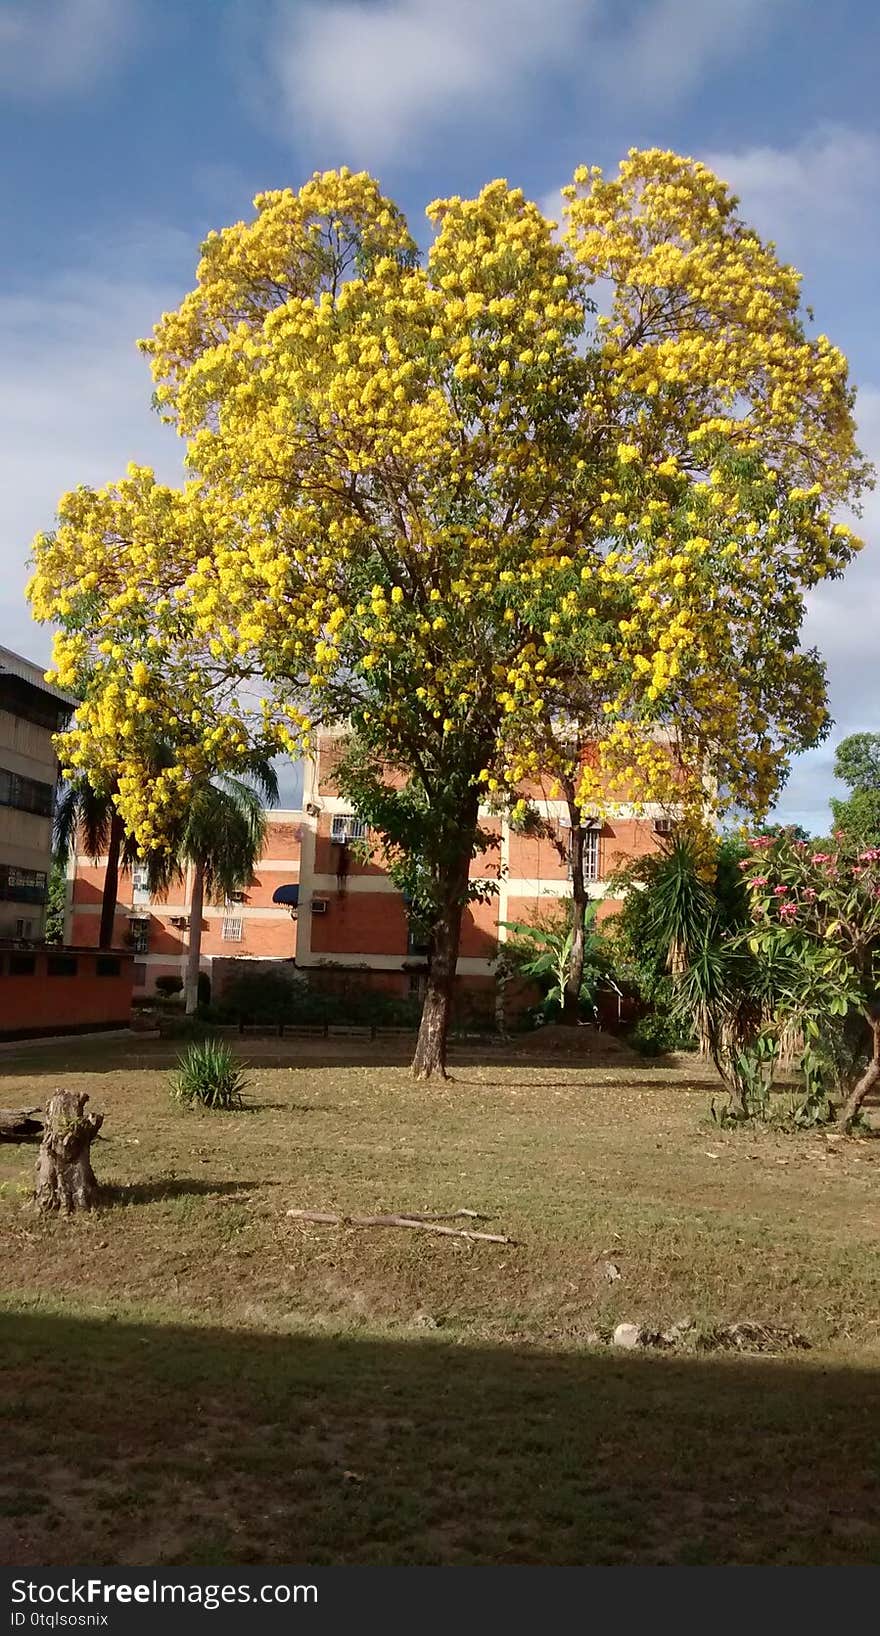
[158,1015,218,1040]
[215,967,423,1030]
[216,968,301,1024]
[629,1011,695,1057]
[155,975,184,998]
[170,1039,250,1110]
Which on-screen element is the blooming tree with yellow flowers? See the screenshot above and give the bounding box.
[29,152,870,1077]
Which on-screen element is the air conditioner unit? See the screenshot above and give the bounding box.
[169,915,189,929]
[311,898,328,915]
[653,817,676,836]
[225,891,247,904]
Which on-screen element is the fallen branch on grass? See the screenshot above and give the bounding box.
[286,1207,514,1244]
[0,1107,44,1142]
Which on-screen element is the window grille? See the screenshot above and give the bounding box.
[569,826,601,881]
[330,813,368,843]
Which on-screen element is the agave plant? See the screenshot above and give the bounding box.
[642,838,717,975]
[170,1039,250,1110]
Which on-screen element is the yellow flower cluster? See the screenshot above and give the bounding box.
[28,155,869,849]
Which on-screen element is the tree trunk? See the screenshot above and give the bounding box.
[411,899,466,1080]
[98,810,124,950]
[184,859,205,1015]
[837,1018,880,1130]
[411,789,481,1081]
[561,787,586,1025]
[495,955,510,1040]
[34,1091,103,1213]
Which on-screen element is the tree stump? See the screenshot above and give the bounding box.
[34,1090,103,1213]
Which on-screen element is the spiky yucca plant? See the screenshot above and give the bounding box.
[170,1039,250,1110]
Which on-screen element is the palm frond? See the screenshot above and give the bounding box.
[53,778,114,863]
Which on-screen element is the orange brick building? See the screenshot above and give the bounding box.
[66,732,672,1003]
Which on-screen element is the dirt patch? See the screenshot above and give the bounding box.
[515,1024,641,1062]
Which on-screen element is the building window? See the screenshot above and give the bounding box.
[584,826,601,881]
[14,918,33,940]
[47,953,78,977]
[0,766,54,817]
[129,919,149,955]
[222,916,243,942]
[9,953,36,976]
[132,962,147,988]
[96,955,121,977]
[0,684,68,733]
[131,865,151,906]
[569,826,601,882]
[330,813,368,844]
[407,926,431,957]
[0,865,47,904]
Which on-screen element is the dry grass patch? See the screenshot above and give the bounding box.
[3,1032,880,1564]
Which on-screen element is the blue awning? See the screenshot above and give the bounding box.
[272,884,300,907]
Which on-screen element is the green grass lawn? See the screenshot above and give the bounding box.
[2,1032,880,1565]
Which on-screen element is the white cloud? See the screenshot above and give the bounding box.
[703,126,880,259]
[802,387,880,720]
[264,0,796,165]
[0,228,189,659]
[269,0,594,166]
[0,0,136,98]
[770,383,880,830]
[595,0,789,105]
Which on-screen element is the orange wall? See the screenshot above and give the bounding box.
[310,892,410,957]
[0,948,134,1037]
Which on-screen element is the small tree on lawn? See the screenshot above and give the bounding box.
[742,831,880,1128]
[29,154,870,1078]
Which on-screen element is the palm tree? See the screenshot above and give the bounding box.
[148,760,279,1014]
[54,778,138,949]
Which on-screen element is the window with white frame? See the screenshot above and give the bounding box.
[569,824,601,881]
[131,865,150,906]
[330,813,368,844]
[222,916,243,942]
[129,918,149,954]
[584,825,601,880]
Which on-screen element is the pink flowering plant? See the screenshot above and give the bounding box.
[742,829,880,1127]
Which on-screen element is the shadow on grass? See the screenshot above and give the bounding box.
[2,1305,880,1567]
[102,1178,258,1206]
[454,1076,710,1091]
[0,1036,712,1079]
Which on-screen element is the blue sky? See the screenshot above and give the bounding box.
[2,0,879,826]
